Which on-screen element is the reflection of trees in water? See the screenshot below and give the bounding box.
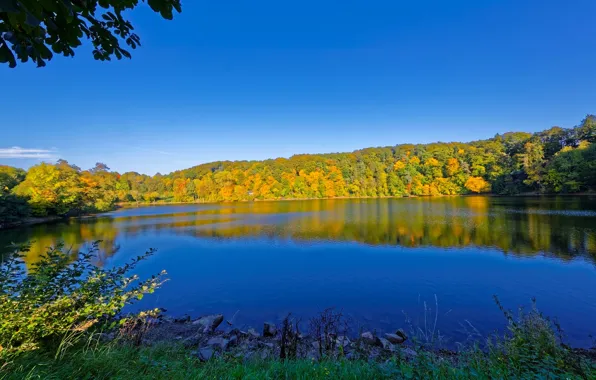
[1,197,595,270]
[180,197,596,261]
[0,219,120,268]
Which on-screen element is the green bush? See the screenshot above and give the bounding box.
[0,242,166,355]
[0,194,31,226]
[473,297,594,378]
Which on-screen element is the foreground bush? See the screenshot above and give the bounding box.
[0,242,165,355]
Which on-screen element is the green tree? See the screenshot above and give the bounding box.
[578,114,596,143]
[522,140,545,189]
[0,165,26,193]
[13,163,83,216]
[5,115,596,225]
[0,0,181,68]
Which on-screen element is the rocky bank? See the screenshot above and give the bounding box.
[129,312,425,364]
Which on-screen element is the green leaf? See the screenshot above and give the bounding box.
[0,41,16,68]
[0,0,19,13]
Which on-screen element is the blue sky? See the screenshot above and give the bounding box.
[1,0,595,175]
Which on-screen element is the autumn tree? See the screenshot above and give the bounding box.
[14,163,83,215]
[4,115,594,224]
[465,176,490,193]
[80,167,118,211]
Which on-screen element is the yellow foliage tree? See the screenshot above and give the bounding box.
[465,176,490,193]
[424,157,441,167]
[446,158,460,177]
[393,161,406,171]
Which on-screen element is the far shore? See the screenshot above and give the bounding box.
[0,215,64,230]
[2,192,593,231]
[115,191,596,209]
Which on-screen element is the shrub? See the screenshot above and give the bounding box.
[0,194,31,226]
[0,242,166,355]
[481,296,593,378]
[309,308,349,359]
[279,314,301,360]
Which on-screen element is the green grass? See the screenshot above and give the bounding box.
[2,341,594,380]
[2,344,387,380]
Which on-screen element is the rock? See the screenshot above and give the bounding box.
[161,315,174,323]
[336,336,351,347]
[192,314,224,333]
[247,328,261,338]
[207,336,229,351]
[345,351,356,360]
[174,315,190,323]
[263,322,277,337]
[379,337,394,351]
[197,347,214,362]
[385,333,406,345]
[401,347,418,359]
[228,328,242,337]
[228,335,238,347]
[307,349,320,360]
[395,329,408,342]
[361,331,382,346]
[259,342,275,349]
[368,350,380,361]
[146,317,161,325]
[182,335,201,347]
[242,351,257,363]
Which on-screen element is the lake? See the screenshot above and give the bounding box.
[1,196,595,347]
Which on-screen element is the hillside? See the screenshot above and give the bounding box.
[1,115,595,220]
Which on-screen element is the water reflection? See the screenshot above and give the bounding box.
[1,196,595,268]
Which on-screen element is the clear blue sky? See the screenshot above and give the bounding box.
[1,0,595,175]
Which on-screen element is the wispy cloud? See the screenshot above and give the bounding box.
[0,147,57,159]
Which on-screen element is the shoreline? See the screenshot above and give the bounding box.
[117,311,596,363]
[115,192,596,209]
[0,215,64,230]
[3,192,593,231]
[3,192,591,229]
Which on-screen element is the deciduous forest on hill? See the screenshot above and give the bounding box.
[1,115,595,223]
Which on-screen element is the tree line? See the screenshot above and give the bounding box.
[1,115,594,223]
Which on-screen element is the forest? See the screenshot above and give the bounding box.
[1,115,595,224]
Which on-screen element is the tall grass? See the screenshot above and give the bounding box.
[2,338,594,380]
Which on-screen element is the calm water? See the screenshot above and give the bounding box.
[1,196,596,347]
